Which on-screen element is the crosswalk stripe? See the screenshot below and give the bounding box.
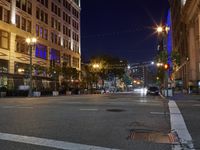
[0,132,119,150]
[168,100,195,150]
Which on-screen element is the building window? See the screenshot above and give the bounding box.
[15,36,28,54]
[55,34,57,44]
[36,7,39,19]
[72,57,79,68]
[0,6,2,21]
[27,2,32,15]
[16,15,20,28]
[44,29,48,40]
[21,17,26,31]
[22,0,27,11]
[58,36,61,45]
[0,30,9,49]
[50,49,60,63]
[3,9,10,23]
[35,44,47,60]
[26,20,31,33]
[36,7,48,24]
[40,27,43,37]
[0,59,8,73]
[36,24,39,36]
[51,32,54,43]
[45,0,48,8]
[58,7,60,17]
[51,17,54,28]
[40,10,44,22]
[45,13,48,24]
[63,54,71,67]
[16,0,20,8]
[63,25,65,34]
[14,62,29,74]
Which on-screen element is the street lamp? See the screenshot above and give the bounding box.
[26,37,37,97]
[92,63,100,69]
[156,25,170,96]
[157,26,163,33]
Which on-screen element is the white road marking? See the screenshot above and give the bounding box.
[168,100,195,150]
[192,104,200,107]
[0,132,119,150]
[1,106,33,109]
[80,109,99,111]
[150,112,169,115]
[2,106,16,109]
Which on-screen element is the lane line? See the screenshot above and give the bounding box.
[168,100,195,150]
[80,109,99,111]
[150,112,169,115]
[0,132,119,150]
[192,104,200,107]
[1,106,33,109]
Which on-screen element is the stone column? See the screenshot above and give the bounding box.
[9,32,16,74]
[10,0,16,25]
[188,24,197,83]
[197,14,200,80]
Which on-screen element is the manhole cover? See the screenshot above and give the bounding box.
[127,129,179,144]
[106,109,125,112]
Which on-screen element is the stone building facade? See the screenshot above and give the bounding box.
[169,0,200,91]
[0,0,81,91]
[182,0,200,90]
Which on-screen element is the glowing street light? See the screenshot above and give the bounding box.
[93,63,100,69]
[157,26,163,33]
[26,37,37,97]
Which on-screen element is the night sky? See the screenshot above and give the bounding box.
[81,0,169,63]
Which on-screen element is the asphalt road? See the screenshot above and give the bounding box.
[0,93,171,150]
[175,98,200,150]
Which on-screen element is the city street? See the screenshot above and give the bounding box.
[172,94,200,149]
[0,93,172,150]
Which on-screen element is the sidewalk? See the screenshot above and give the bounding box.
[171,93,200,101]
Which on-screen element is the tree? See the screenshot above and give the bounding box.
[155,49,180,86]
[48,64,61,91]
[89,55,127,89]
[62,63,79,90]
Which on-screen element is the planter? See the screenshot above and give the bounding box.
[53,91,59,96]
[33,91,41,97]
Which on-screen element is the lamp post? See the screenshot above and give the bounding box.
[156,25,170,96]
[26,37,37,97]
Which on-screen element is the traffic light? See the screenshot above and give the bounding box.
[164,64,170,70]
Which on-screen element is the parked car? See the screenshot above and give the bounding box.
[146,86,159,95]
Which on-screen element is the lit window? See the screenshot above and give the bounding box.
[36,44,47,59]
[36,24,39,36]
[40,27,43,37]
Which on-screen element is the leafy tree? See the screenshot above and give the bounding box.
[90,55,127,81]
[155,49,181,86]
[61,63,79,90]
[47,64,61,91]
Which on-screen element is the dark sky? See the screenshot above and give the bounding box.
[81,0,169,63]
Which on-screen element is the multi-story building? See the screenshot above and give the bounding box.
[0,0,81,91]
[130,62,156,87]
[169,0,200,91]
[169,0,189,90]
[182,0,200,91]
